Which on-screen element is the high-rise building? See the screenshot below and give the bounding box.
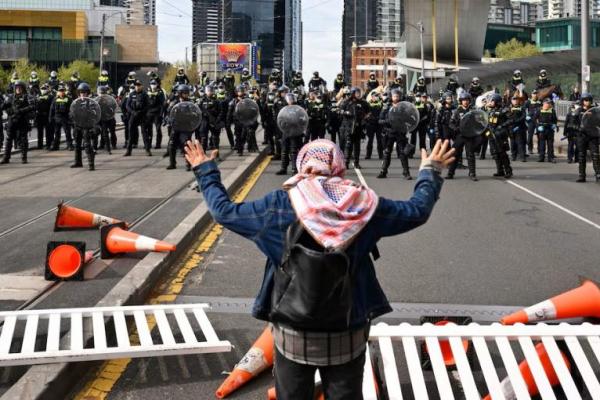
[489,0,544,25]
[377,0,404,42]
[342,0,377,82]
[193,0,301,79]
[545,0,600,19]
[99,0,156,25]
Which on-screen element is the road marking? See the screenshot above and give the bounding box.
[74,155,272,400]
[506,180,600,231]
[354,167,369,187]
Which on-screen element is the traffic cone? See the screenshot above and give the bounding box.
[266,387,324,400]
[216,327,274,399]
[45,241,94,281]
[483,343,571,400]
[421,316,472,369]
[54,201,126,231]
[501,280,600,325]
[100,222,176,259]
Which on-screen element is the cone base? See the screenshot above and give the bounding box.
[45,241,86,281]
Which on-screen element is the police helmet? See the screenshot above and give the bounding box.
[471,77,480,85]
[57,84,66,92]
[77,82,91,94]
[539,69,547,78]
[444,91,454,100]
[489,93,502,104]
[101,70,109,76]
[449,76,457,83]
[285,92,298,104]
[205,85,214,94]
[342,87,351,97]
[50,71,57,78]
[201,71,207,76]
[313,71,319,77]
[278,85,290,93]
[177,84,191,94]
[417,76,425,84]
[41,83,50,91]
[543,97,552,104]
[149,79,158,86]
[31,71,38,78]
[236,85,246,94]
[581,92,593,102]
[177,67,184,74]
[369,71,375,78]
[531,89,538,95]
[272,68,280,74]
[242,68,249,74]
[350,86,362,97]
[98,85,110,94]
[134,80,143,87]
[390,89,402,99]
[458,92,471,101]
[13,80,26,90]
[513,70,521,78]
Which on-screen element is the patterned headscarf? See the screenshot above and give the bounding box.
[283,139,378,249]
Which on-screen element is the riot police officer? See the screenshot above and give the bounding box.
[49,85,73,151]
[533,98,558,163]
[260,88,277,155]
[70,83,98,170]
[198,85,223,152]
[216,83,234,148]
[412,76,427,95]
[436,93,456,145]
[35,83,54,150]
[484,93,513,178]
[509,70,524,91]
[564,102,579,164]
[67,72,81,99]
[327,91,342,144]
[308,71,327,92]
[414,93,435,153]
[291,71,305,89]
[199,71,210,87]
[125,80,151,156]
[445,77,460,94]
[377,89,412,179]
[333,72,347,94]
[47,71,60,92]
[145,79,166,149]
[166,84,195,170]
[7,72,19,94]
[29,71,41,96]
[268,69,283,87]
[366,72,379,93]
[524,89,542,155]
[147,70,162,88]
[227,85,249,155]
[173,68,189,87]
[575,93,600,182]
[535,69,552,90]
[389,76,405,91]
[507,95,528,162]
[447,92,479,181]
[275,93,303,175]
[125,71,137,87]
[1,81,33,164]
[365,92,384,159]
[306,90,327,142]
[97,70,111,91]
[240,68,253,85]
[222,69,236,96]
[468,77,484,99]
[271,85,290,161]
[339,87,368,169]
[98,85,117,153]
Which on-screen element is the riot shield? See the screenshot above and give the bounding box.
[277,105,309,139]
[96,94,118,121]
[69,97,101,129]
[234,98,259,127]
[581,107,600,138]
[169,101,202,132]
[460,110,489,138]
[387,101,420,133]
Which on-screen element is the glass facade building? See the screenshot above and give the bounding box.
[342,0,377,82]
[0,0,93,10]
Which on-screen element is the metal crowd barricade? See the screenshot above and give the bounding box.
[365,322,600,400]
[556,100,574,122]
[0,304,231,366]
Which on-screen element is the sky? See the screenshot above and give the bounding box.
[156,0,343,84]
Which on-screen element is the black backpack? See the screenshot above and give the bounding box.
[269,222,379,332]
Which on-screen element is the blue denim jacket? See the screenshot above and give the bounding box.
[194,161,444,328]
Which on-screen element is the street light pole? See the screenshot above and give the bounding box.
[99,13,106,73]
[418,21,424,79]
[582,0,590,93]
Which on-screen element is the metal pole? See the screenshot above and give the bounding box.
[582,0,590,93]
[99,13,106,73]
[384,42,388,87]
[432,0,437,69]
[454,0,459,70]
[419,21,425,79]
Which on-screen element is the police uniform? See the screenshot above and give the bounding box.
[333,76,346,94]
[414,97,435,153]
[125,85,151,156]
[377,101,412,179]
[507,101,528,162]
[564,104,579,163]
[49,92,73,150]
[166,97,193,171]
[574,97,600,182]
[364,97,383,159]
[145,87,166,149]
[198,92,224,151]
[447,102,480,180]
[35,89,54,149]
[306,97,327,142]
[533,101,558,162]
[326,97,342,144]
[259,90,277,154]
[524,95,542,154]
[484,102,513,178]
[70,95,97,171]
[338,94,368,168]
[1,85,33,164]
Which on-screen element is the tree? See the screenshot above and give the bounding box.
[0,59,49,88]
[57,60,99,90]
[162,62,199,93]
[495,38,541,60]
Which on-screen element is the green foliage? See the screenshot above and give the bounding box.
[57,60,99,89]
[495,38,541,60]
[1,58,49,88]
[162,62,199,93]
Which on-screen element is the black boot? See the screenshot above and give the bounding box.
[166,145,177,170]
[493,158,504,177]
[275,168,287,175]
[377,170,387,179]
[0,158,9,165]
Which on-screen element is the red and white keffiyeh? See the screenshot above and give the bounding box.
[283,139,378,249]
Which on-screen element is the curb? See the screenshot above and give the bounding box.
[0,148,269,400]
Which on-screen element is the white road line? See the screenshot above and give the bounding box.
[354,167,368,187]
[506,180,600,231]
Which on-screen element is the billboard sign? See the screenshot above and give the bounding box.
[217,43,249,72]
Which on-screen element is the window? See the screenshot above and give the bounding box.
[0,28,27,43]
[32,27,61,40]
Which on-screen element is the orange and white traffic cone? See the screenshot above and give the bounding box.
[483,343,571,400]
[45,241,95,281]
[216,327,274,399]
[100,222,176,259]
[54,201,126,231]
[501,280,600,325]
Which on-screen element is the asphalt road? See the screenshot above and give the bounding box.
[68,145,600,400]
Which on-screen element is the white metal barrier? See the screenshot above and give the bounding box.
[365,322,600,400]
[555,100,574,121]
[0,304,231,366]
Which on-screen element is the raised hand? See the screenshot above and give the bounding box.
[184,139,218,169]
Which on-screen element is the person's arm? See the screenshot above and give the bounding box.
[375,141,454,238]
[187,141,271,240]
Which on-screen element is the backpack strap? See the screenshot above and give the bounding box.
[371,245,380,261]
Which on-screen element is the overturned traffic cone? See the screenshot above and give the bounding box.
[45,241,94,281]
[216,327,274,399]
[501,280,600,325]
[100,222,176,259]
[421,316,473,369]
[54,201,126,231]
[267,387,324,400]
[483,343,571,400]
